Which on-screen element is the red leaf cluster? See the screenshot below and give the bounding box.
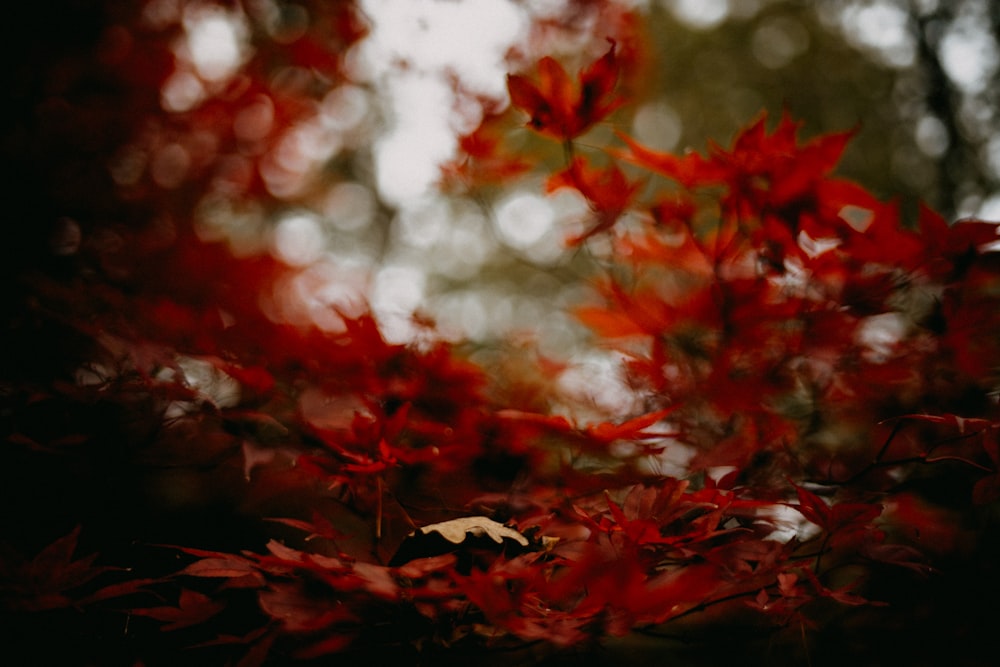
[6,1,1000,664]
[507,41,622,141]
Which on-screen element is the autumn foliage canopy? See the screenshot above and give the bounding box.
[3,1,1000,665]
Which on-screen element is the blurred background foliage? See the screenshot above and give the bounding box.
[640,0,1000,223]
[414,0,1000,355]
[3,0,999,359]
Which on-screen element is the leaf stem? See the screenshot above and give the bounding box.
[563,139,576,166]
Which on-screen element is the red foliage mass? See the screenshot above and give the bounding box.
[3,1,1000,665]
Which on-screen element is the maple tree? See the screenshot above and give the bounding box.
[3,1,1000,665]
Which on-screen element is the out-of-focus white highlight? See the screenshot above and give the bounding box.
[495,192,555,249]
[632,100,682,151]
[856,312,908,363]
[161,5,249,112]
[760,503,822,543]
[939,9,1000,95]
[667,0,730,31]
[185,6,248,81]
[838,1,914,68]
[752,15,810,69]
[558,350,642,417]
[359,0,526,206]
[372,265,427,343]
[273,213,325,266]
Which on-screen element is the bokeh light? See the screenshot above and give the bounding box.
[124,0,1000,352]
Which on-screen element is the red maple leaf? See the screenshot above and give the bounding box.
[620,111,856,224]
[507,41,621,140]
[130,588,226,632]
[440,111,533,191]
[547,156,643,244]
[616,132,725,189]
[0,525,129,612]
[788,485,882,546]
